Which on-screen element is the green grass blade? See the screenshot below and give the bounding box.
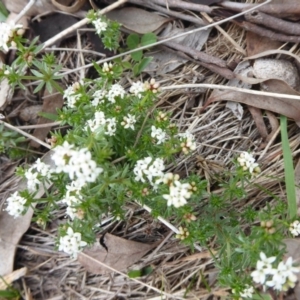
[280,115,297,219]
[0,1,8,21]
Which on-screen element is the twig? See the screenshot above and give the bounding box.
[14,0,36,23]
[245,10,300,36]
[161,83,300,101]
[237,21,300,44]
[16,121,61,130]
[220,1,300,16]
[44,47,106,57]
[151,0,212,13]
[42,0,128,49]
[0,120,51,149]
[59,0,272,76]
[163,40,227,67]
[128,0,205,26]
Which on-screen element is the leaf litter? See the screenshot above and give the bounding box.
[2,0,300,299]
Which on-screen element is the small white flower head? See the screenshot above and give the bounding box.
[121,114,136,130]
[178,132,197,154]
[151,126,167,144]
[31,158,52,177]
[144,78,160,93]
[237,152,261,175]
[133,157,165,186]
[25,168,41,192]
[92,19,107,35]
[5,191,27,218]
[0,22,23,52]
[105,117,117,136]
[63,83,81,108]
[163,181,191,208]
[92,90,107,106]
[107,84,126,103]
[58,227,87,258]
[129,81,146,98]
[162,172,180,186]
[85,111,107,132]
[51,141,75,173]
[290,220,300,236]
[176,226,189,240]
[251,252,276,285]
[102,62,113,74]
[156,111,168,122]
[239,285,254,299]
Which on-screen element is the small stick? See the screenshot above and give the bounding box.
[245,10,300,36]
[151,0,212,13]
[14,0,36,23]
[128,0,205,26]
[0,120,51,149]
[237,21,300,44]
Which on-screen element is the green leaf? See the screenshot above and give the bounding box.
[33,81,45,94]
[280,115,297,219]
[126,34,140,49]
[141,33,157,47]
[128,266,153,278]
[136,57,153,75]
[122,61,132,69]
[38,112,58,121]
[130,50,143,62]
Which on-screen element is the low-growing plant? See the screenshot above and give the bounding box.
[1,9,300,299]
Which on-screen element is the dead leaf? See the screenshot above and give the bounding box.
[145,23,211,74]
[51,0,86,13]
[19,105,43,124]
[30,89,64,148]
[0,151,55,276]
[0,267,27,290]
[78,233,159,274]
[294,158,300,215]
[204,79,300,126]
[3,0,57,16]
[106,7,170,34]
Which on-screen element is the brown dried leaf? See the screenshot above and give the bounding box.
[205,79,300,126]
[106,7,170,34]
[0,267,27,290]
[0,151,54,276]
[78,233,159,274]
[30,89,63,148]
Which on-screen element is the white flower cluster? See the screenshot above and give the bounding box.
[151,126,167,144]
[251,252,300,292]
[24,158,53,192]
[121,114,136,130]
[63,83,81,108]
[163,177,192,208]
[129,81,146,98]
[102,62,113,74]
[0,22,23,52]
[86,111,117,136]
[237,152,260,174]
[133,157,164,186]
[92,19,107,35]
[107,84,126,103]
[239,285,254,299]
[178,132,197,154]
[5,191,27,218]
[58,227,87,258]
[61,182,84,220]
[290,220,300,236]
[91,90,106,106]
[52,141,103,186]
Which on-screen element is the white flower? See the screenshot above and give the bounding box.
[105,117,117,136]
[52,142,103,185]
[102,62,113,73]
[25,169,41,192]
[178,131,196,154]
[31,158,52,177]
[107,84,126,103]
[240,285,254,298]
[133,157,165,186]
[0,22,22,52]
[51,141,75,173]
[237,152,260,175]
[129,81,145,98]
[63,84,81,108]
[151,126,167,144]
[58,227,87,258]
[251,252,276,284]
[92,90,106,106]
[5,191,27,218]
[86,111,106,132]
[289,220,300,236]
[163,181,191,208]
[121,114,136,130]
[92,19,107,35]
